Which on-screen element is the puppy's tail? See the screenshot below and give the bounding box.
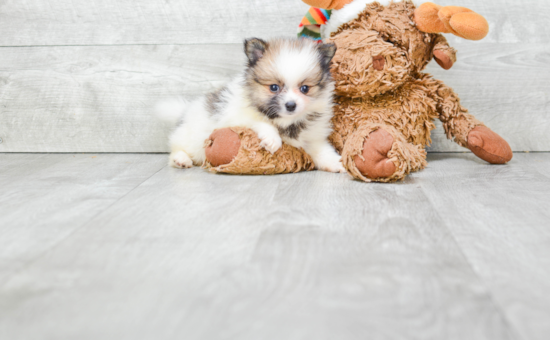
[155,98,188,125]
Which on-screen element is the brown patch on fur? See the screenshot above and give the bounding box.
[248,39,330,87]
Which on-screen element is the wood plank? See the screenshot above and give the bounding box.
[525,153,550,179]
[1,43,548,153]
[418,153,550,340]
[426,43,550,152]
[0,0,308,46]
[0,160,514,340]
[0,0,547,46]
[0,44,244,152]
[0,153,167,284]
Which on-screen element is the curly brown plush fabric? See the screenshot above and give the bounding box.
[324,0,510,182]
[205,1,512,182]
[203,127,315,175]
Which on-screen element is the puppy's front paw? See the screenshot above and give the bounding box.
[317,155,346,173]
[170,151,193,169]
[258,133,283,154]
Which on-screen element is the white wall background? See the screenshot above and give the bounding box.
[0,0,548,152]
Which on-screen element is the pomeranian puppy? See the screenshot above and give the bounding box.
[158,37,345,173]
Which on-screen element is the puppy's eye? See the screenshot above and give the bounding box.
[300,85,310,94]
[269,84,280,93]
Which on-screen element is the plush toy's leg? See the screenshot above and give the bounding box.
[340,123,427,182]
[203,127,315,175]
[432,35,456,70]
[436,85,513,164]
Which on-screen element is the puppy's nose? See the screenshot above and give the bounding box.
[285,101,297,112]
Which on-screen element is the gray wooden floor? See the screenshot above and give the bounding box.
[1,153,549,340]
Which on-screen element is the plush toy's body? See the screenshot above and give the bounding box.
[324,0,511,181]
[204,0,513,182]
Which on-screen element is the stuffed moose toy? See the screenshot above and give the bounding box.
[203,0,513,182]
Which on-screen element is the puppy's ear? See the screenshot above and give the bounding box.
[244,38,268,67]
[317,43,337,71]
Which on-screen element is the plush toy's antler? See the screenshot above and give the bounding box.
[301,0,353,10]
[415,2,489,40]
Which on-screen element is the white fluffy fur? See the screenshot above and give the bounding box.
[321,0,426,39]
[155,98,188,125]
[158,43,344,173]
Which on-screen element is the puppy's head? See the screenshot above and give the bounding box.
[244,38,336,121]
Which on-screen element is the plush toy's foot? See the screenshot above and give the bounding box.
[205,128,241,167]
[354,129,396,180]
[467,126,513,164]
[341,125,427,183]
